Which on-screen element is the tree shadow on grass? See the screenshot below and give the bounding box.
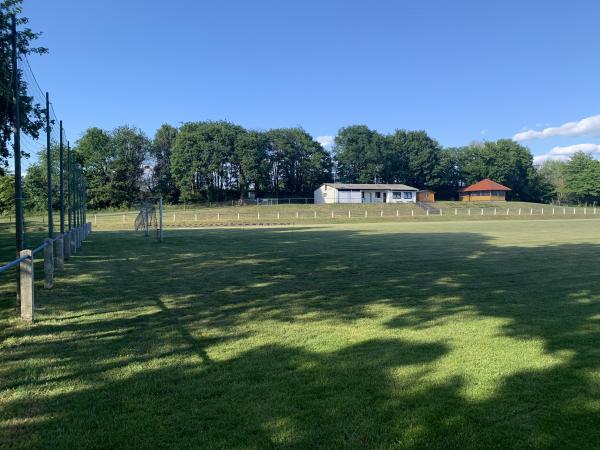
[1,227,600,448]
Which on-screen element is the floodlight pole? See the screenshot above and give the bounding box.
[11,15,24,307]
[45,92,53,238]
[67,141,71,230]
[59,120,64,234]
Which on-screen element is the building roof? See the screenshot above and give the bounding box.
[462,179,511,192]
[322,183,418,191]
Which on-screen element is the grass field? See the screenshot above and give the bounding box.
[1,219,600,448]
[2,201,597,234]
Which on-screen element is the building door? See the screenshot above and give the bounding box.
[383,193,387,203]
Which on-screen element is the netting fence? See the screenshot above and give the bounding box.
[0,14,91,322]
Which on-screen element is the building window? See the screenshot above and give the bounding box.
[393,192,402,199]
[361,191,365,198]
[403,192,412,199]
[375,192,381,198]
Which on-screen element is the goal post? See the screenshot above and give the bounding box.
[134,196,163,241]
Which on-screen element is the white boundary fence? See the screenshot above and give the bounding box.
[0,222,92,322]
[88,205,600,227]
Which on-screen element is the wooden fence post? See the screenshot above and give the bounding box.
[20,249,34,322]
[44,238,54,289]
[64,230,71,259]
[71,229,77,254]
[55,235,64,270]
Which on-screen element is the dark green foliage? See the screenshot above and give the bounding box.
[441,140,546,201]
[388,129,442,188]
[563,152,600,204]
[22,145,60,211]
[75,126,149,209]
[537,159,568,204]
[0,172,13,213]
[266,128,332,195]
[0,0,47,174]
[334,125,385,183]
[334,126,452,192]
[151,124,179,203]
[171,121,331,203]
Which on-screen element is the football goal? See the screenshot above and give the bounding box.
[134,197,163,241]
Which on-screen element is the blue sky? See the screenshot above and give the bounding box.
[21,0,600,165]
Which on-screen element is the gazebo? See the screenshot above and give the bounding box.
[459,179,511,202]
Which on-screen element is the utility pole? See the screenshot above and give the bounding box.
[59,120,64,234]
[45,92,53,238]
[76,165,80,228]
[67,141,71,230]
[11,15,23,307]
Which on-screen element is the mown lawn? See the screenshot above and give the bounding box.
[1,220,600,449]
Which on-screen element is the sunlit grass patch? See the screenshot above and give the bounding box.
[1,220,600,448]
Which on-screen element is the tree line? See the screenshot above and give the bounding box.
[11,121,568,212]
[537,152,600,205]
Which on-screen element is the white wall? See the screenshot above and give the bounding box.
[314,185,337,203]
[314,186,417,204]
[338,190,362,203]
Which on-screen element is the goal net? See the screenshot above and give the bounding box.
[134,197,163,241]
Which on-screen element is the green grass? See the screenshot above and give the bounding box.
[1,201,596,233]
[1,220,600,448]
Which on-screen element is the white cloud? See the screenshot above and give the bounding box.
[533,153,569,165]
[514,114,600,141]
[480,129,487,135]
[533,143,600,165]
[316,135,335,148]
[549,143,600,155]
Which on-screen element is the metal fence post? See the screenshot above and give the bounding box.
[44,238,54,289]
[55,235,64,270]
[20,250,34,322]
